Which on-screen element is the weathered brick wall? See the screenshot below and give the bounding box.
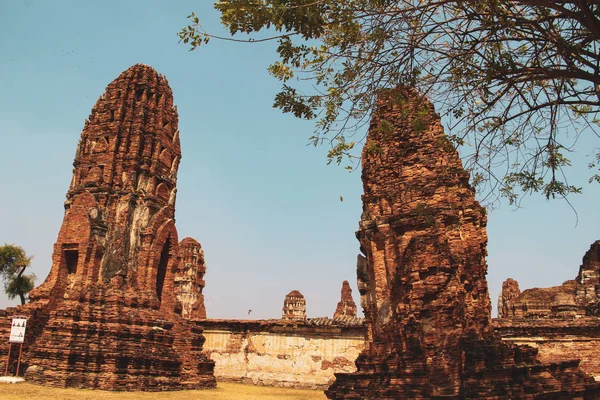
[3,310,600,388]
[493,318,600,379]
[200,318,365,389]
[499,241,600,319]
[200,317,600,389]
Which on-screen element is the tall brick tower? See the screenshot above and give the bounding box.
[32,64,183,303]
[0,64,215,390]
[325,87,600,399]
[333,281,357,319]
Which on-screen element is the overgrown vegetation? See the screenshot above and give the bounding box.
[0,244,36,305]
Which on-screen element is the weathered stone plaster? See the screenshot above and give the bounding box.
[201,319,364,389]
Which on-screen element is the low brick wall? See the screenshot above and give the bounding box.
[493,317,600,379]
[200,317,600,388]
[200,318,365,389]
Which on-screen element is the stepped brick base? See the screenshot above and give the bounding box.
[327,332,600,399]
[0,287,215,391]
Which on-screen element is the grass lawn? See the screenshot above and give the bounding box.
[0,381,328,400]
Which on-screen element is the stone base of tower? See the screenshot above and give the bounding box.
[325,332,600,399]
[0,287,215,391]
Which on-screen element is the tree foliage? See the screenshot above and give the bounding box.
[0,244,36,305]
[180,0,600,205]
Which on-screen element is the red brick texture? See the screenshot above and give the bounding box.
[0,64,215,390]
[174,237,207,319]
[333,281,357,319]
[500,240,600,319]
[325,87,600,399]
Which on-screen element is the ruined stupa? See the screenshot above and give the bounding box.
[497,278,521,318]
[499,240,600,319]
[174,237,207,319]
[282,290,306,321]
[333,280,357,319]
[325,87,600,399]
[0,64,215,390]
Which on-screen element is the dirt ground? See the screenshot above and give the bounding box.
[0,381,328,400]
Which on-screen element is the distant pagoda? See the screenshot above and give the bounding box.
[333,281,357,319]
[282,290,307,321]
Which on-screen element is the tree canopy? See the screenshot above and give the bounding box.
[180,0,600,205]
[0,244,36,305]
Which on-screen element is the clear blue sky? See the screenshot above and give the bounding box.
[1,0,598,319]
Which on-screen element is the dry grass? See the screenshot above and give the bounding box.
[0,381,327,400]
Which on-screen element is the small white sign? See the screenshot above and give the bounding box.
[8,318,27,343]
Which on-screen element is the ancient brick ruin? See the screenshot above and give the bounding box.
[325,87,600,399]
[2,64,599,395]
[174,237,207,319]
[0,64,215,390]
[494,317,600,381]
[333,281,357,319]
[202,317,365,388]
[500,240,600,319]
[495,240,600,380]
[497,278,521,319]
[578,240,600,315]
[281,290,306,321]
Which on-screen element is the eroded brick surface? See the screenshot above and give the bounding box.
[325,87,600,399]
[0,64,215,391]
[175,237,207,319]
[494,317,600,379]
[500,241,600,319]
[496,241,600,380]
[497,278,521,318]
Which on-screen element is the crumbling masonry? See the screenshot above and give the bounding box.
[174,237,207,319]
[325,87,600,399]
[282,290,306,321]
[0,64,215,390]
[333,280,357,319]
[499,240,600,319]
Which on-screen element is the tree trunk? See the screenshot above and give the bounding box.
[17,265,26,305]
